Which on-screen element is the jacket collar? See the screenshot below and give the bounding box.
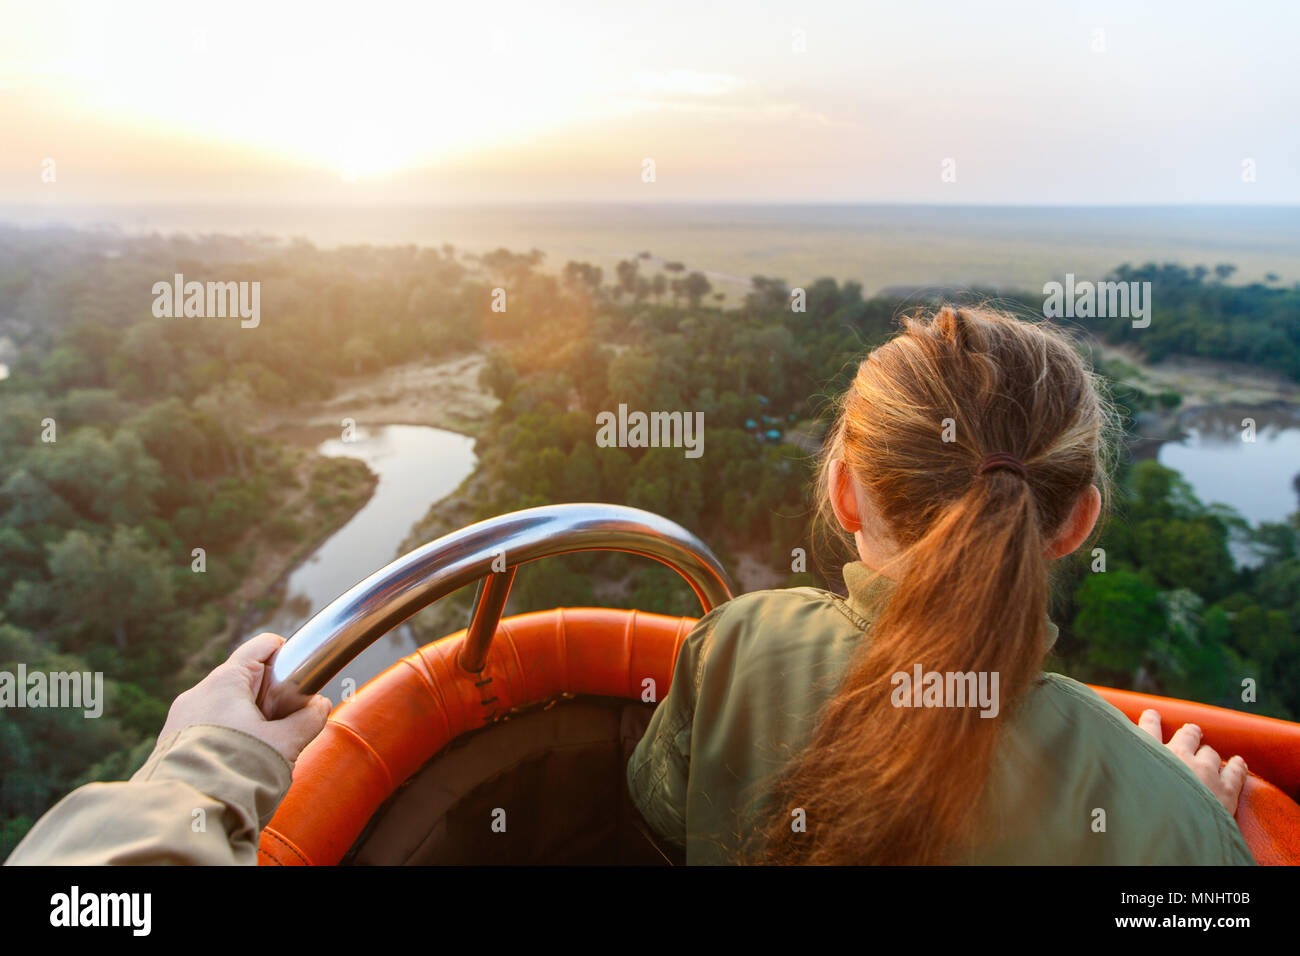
[841,561,1059,654]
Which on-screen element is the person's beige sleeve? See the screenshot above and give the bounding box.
[5,723,292,866]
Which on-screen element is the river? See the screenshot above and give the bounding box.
[253,424,477,703]
[1156,403,1300,560]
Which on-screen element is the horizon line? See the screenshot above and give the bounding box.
[2,198,1299,211]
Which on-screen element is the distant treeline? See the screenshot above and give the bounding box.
[1096,262,1300,381]
[0,228,1297,858]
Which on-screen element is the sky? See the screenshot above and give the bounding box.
[1,0,1297,204]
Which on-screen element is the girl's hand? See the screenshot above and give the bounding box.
[1137,709,1249,816]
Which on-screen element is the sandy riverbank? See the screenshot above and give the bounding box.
[1092,342,1300,411]
[261,350,499,438]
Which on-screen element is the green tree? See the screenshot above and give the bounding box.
[1073,569,1166,678]
[683,271,712,309]
[38,526,176,650]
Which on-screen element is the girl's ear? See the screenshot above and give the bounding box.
[1047,484,1102,559]
[829,458,862,532]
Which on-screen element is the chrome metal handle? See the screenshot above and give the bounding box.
[257,503,736,718]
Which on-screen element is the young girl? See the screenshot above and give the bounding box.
[627,305,1252,865]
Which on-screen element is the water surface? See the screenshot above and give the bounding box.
[253,424,476,703]
[1157,404,1300,561]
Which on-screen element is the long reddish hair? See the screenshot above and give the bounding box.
[761,305,1114,864]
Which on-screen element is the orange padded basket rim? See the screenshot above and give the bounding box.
[259,607,1300,866]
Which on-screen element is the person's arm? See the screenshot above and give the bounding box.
[625,607,725,849]
[5,633,329,866]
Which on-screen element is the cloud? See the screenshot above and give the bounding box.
[613,70,854,129]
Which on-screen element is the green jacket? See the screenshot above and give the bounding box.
[627,562,1255,865]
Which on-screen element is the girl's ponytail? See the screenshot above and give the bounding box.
[762,306,1111,864]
